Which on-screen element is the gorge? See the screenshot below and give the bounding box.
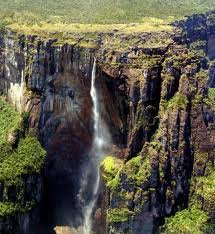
[0,10,214,234]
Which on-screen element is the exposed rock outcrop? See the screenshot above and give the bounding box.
[0,11,214,234]
[101,12,215,234]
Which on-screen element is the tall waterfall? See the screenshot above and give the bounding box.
[90,59,106,150]
[81,58,110,234]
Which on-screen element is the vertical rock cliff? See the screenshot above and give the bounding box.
[0,97,46,233]
[0,11,214,234]
[101,12,215,234]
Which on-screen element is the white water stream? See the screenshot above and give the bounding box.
[81,58,109,234]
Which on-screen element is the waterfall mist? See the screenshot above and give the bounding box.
[78,58,111,234]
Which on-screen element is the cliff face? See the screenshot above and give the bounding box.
[0,98,46,233]
[0,174,44,234]
[102,12,215,233]
[0,12,214,234]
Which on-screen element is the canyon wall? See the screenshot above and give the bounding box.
[101,12,215,233]
[0,11,214,233]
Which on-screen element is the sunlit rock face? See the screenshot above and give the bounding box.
[54,226,84,234]
[0,33,26,111]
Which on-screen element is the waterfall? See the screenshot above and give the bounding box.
[90,58,106,150]
[7,69,25,112]
[80,58,109,234]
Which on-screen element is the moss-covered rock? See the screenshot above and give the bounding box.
[107,208,134,223]
[121,155,151,188]
[162,206,209,234]
[205,88,215,112]
[191,171,215,215]
[167,92,187,110]
[0,136,46,186]
[101,156,123,183]
[0,97,21,145]
[0,97,46,233]
[0,202,34,217]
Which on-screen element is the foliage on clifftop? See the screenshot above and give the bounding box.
[8,19,173,37]
[5,21,175,51]
[0,0,214,43]
[0,0,215,24]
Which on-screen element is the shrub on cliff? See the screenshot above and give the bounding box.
[0,97,20,145]
[205,88,215,111]
[101,156,123,183]
[162,206,209,234]
[107,208,134,223]
[0,97,46,217]
[191,171,215,216]
[167,93,187,110]
[0,136,46,186]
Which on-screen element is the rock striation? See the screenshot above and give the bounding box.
[0,11,214,234]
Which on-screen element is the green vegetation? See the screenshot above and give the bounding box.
[192,151,209,176]
[122,155,151,187]
[101,155,123,190]
[164,151,215,233]
[0,0,215,25]
[7,20,173,46]
[0,97,46,217]
[102,153,153,220]
[107,208,134,223]
[160,92,187,115]
[0,0,214,40]
[205,88,215,111]
[101,156,123,182]
[0,202,34,216]
[0,97,20,144]
[190,40,207,51]
[190,40,207,57]
[102,154,151,191]
[9,19,173,34]
[163,206,209,234]
[208,88,215,101]
[0,136,46,186]
[167,93,188,110]
[193,171,215,213]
